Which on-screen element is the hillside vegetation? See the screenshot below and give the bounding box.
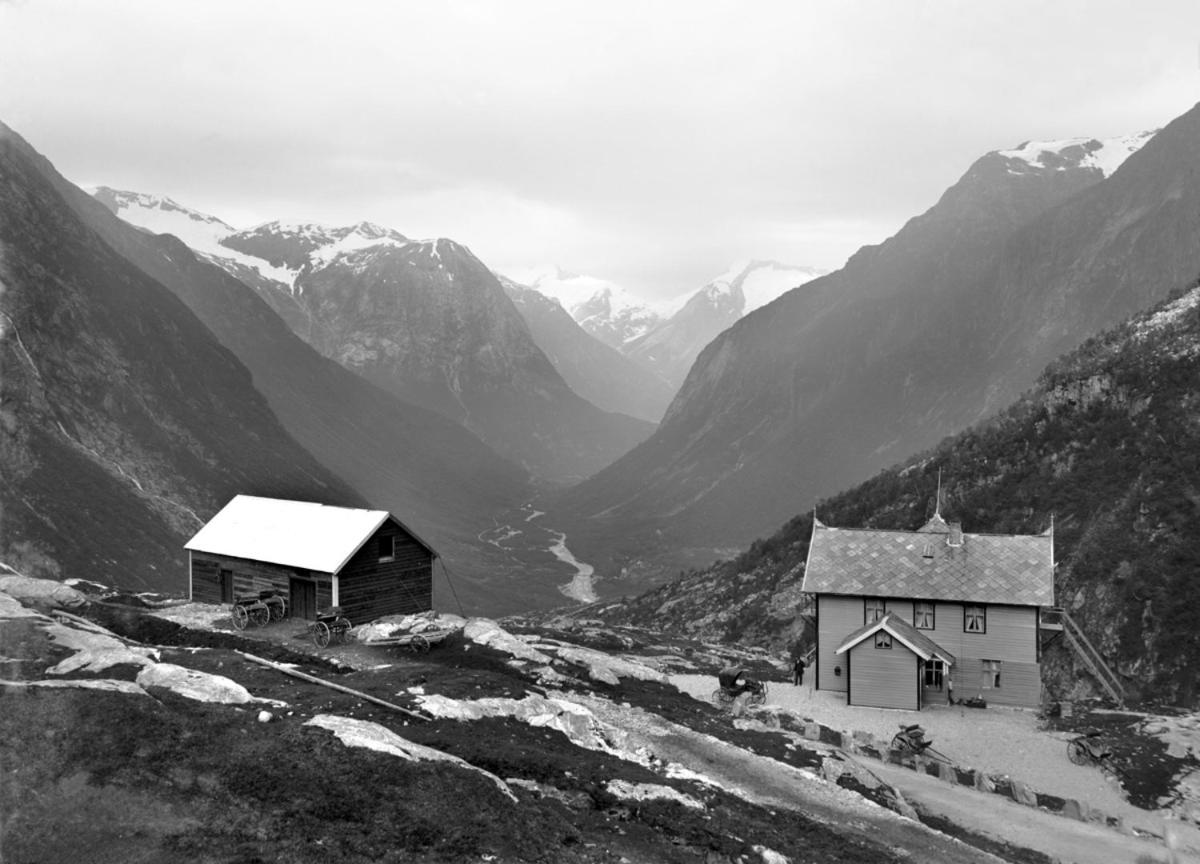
[592,281,1200,707]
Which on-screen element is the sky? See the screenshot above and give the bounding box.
[2,1,1199,300]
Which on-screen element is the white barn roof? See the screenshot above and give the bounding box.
[185,495,430,574]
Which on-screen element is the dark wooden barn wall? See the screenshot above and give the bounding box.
[337,521,433,625]
[190,553,331,615]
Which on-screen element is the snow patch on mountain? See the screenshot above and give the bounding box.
[507,265,670,345]
[997,130,1157,178]
[94,188,300,286]
[93,188,426,291]
[703,260,827,315]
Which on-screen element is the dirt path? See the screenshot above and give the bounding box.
[571,693,1009,863]
[865,759,1191,864]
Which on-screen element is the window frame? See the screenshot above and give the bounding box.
[963,604,987,634]
[378,535,396,562]
[913,601,935,630]
[923,658,944,688]
[864,597,886,625]
[874,631,893,649]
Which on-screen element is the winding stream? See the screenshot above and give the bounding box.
[547,531,598,603]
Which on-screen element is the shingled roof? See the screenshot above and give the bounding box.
[801,518,1054,606]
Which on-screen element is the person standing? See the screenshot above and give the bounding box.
[947,672,955,706]
[792,656,806,686]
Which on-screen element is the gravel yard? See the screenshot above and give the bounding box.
[672,674,1135,820]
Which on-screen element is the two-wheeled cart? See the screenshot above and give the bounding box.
[891,723,951,763]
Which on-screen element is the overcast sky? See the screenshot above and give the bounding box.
[2,1,1199,299]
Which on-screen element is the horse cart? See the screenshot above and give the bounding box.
[890,723,950,763]
[230,591,287,630]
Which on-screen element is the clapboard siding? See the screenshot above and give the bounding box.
[924,603,1037,665]
[848,641,919,710]
[190,553,329,614]
[817,595,863,693]
[885,599,913,625]
[336,523,433,625]
[954,657,1041,708]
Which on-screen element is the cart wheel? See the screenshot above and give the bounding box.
[231,605,249,631]
[1067,739,1089,765]
[252,606,269,627]
[409,634,430,654]
[335,620,351,644]
[312,621,331,648]
[269,600,284,622]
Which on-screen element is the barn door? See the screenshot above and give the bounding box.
[219,569,234,604]
[290,578,316,620]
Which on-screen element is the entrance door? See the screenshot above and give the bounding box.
[219,569,234,604]
[290,578,316,620]
[921,659,947,706]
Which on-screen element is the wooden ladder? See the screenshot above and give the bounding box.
[1056,608,1126,707]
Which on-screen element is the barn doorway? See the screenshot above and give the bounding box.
[219,569,234,604]
[290,578,317,620]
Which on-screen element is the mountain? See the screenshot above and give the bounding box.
[556,115,1185,585]
[97,195,653,483]
[0,124,367,591]
[40,166,545,614]
[624,260,826,388]
[588,278,1200,707]
[507,265,674,350]
[498,275,674,423]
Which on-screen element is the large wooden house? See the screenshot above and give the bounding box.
[800,512,1054,710]
[186,495,437,625]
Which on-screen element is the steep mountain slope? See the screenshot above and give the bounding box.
[0,124,365,591]
[557,113,1185,583]
[589,280,1200,706]
[624,261,826,388]
[498,275,674,423]
[31,153,540,610]
[96,196,653,483]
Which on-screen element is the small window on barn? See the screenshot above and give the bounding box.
[964,604,986,634]
[874,631,892,649]
[864,598,885,625]
[914,602,935,630]
[378,535,395,562]
[924,658,944,688]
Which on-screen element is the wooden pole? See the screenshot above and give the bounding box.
[236,650,429,721]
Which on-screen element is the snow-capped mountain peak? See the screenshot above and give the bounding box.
[701,260,828,314]
[504,265,665,347]
[996,130,1158,178]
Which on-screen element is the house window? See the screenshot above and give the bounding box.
[864,598,885,624]
[982,659,1001,689]
[964,604,986,634]
[875,631,893,649]
[923,659,944,688]
[914,601,935,630]
[378,535,395,561]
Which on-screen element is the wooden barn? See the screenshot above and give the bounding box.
[801,510,1055,710]
[185,495,437,625]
